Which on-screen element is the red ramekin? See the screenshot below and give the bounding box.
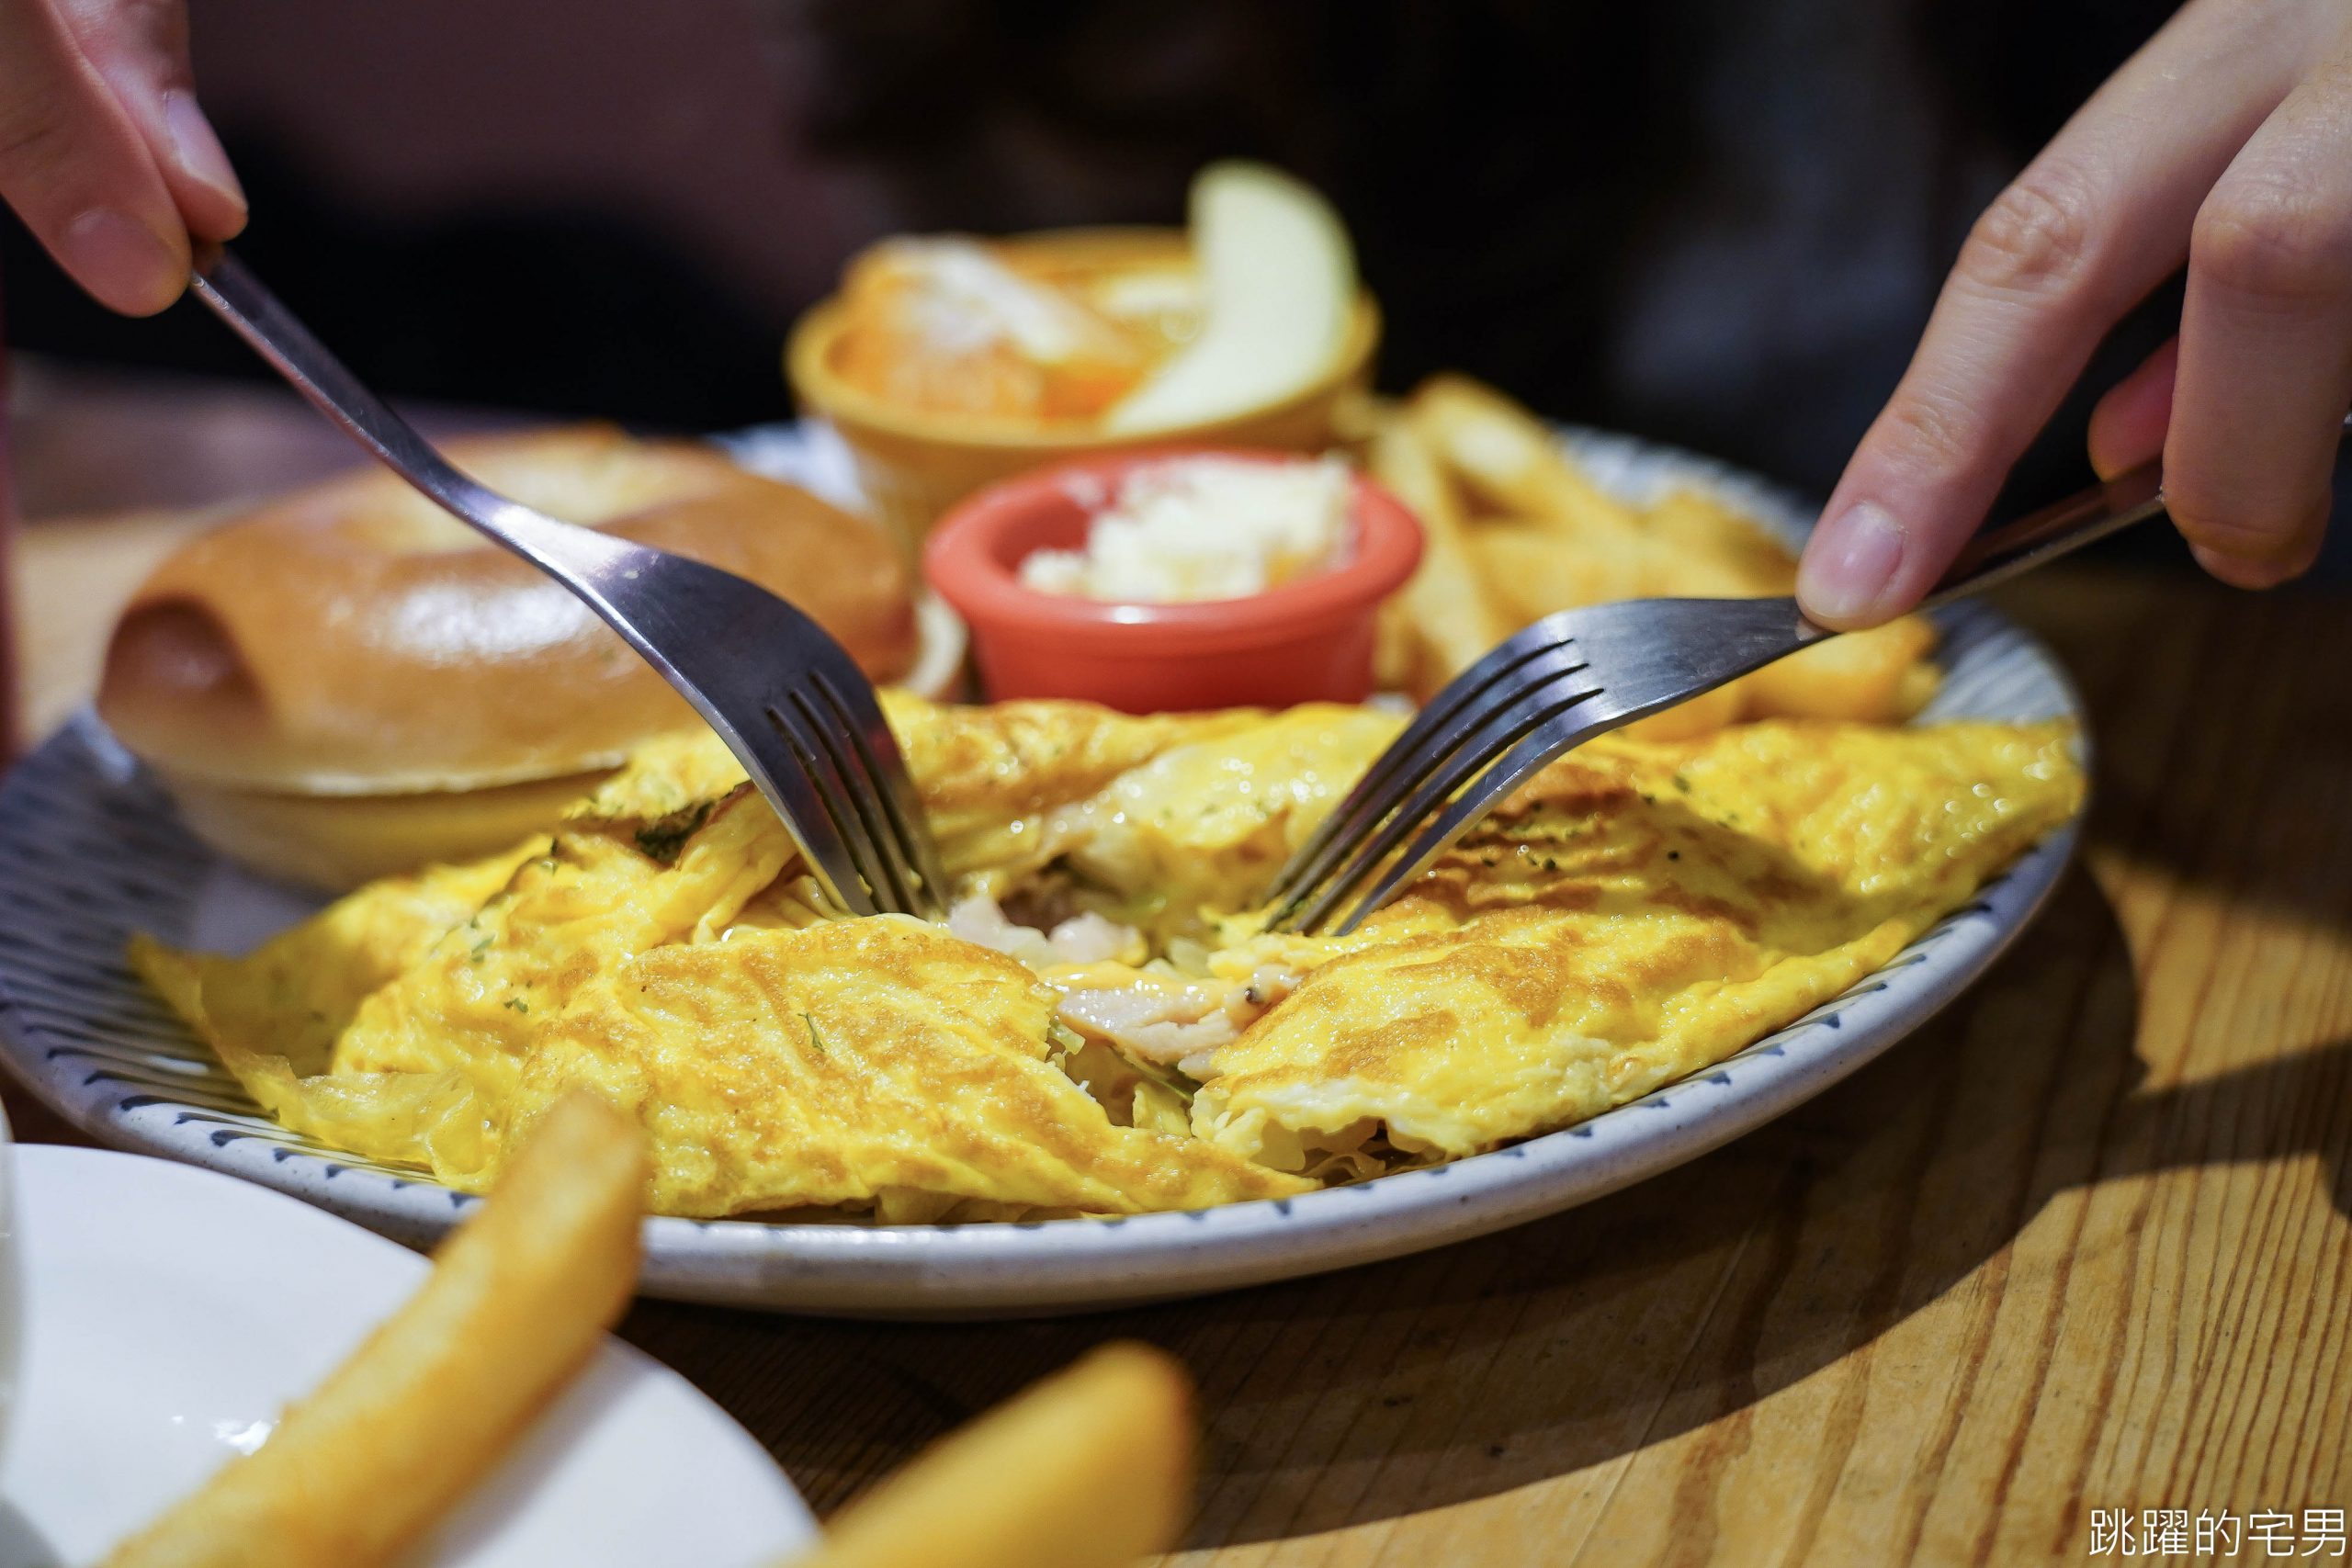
[922,447,1424,712]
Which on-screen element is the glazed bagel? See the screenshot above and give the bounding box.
[97,425,944,887]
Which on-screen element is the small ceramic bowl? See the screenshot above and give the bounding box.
[786,228,1382,551]
[922,448,1423,713]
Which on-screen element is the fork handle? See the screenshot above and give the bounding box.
[187,244,639,592]
[1918,410,2352,610]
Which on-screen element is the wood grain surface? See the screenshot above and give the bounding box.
[11,496,2349,1565]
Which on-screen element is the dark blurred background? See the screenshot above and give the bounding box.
[13,0,2337,570]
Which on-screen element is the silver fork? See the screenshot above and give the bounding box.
[1269,414,2350,935]
[188,245,945,919]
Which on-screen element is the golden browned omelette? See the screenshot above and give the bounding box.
[132,694,2081,1221]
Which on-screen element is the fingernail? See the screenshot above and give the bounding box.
[1798,500,1906,625]
[60,208,185,314]
[164,91,245,211]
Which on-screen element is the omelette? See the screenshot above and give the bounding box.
[132,694,2082,1221]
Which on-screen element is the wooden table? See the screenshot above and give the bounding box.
[8,378,2348,1565]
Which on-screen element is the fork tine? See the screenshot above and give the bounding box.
[785,686,920,916]
[185,249,949,921]
[797,680,922,916]
[1266,646,1589,918]
[809,667,949,919]
[767,623,943,919]
[867,755,950,918]
[1264,613,1577,908]
[1329,699,1623,934]
[797,674,939,918]
[1279,666,1604,933]
[758,703,882,918]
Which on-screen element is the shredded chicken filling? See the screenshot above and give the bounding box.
[943,886,1305,1089]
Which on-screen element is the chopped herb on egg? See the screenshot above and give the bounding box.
[634,798,717,863]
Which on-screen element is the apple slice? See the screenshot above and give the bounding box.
[1102,161,1356,434]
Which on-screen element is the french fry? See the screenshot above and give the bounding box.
[1746,614,1940,723]
[1325,384,1391,450]
[1642,488,1798,596]
[1465,526,1751,740]
[783,1343,1195,1568]
[1621,682,1750,742]
[1369,415,1511,694]
[1637,489,1940,723]
[1467,526,1644,624]
[1893,658,1943,716]
[104,1091,649,1568]
[1380,370,1943,727]
[1407,374,1645,545]
[1372,598,1422,694]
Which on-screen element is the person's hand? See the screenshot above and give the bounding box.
[0,0,244,315]
[1798,0,2352,627]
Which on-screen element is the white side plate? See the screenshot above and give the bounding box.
[0,1145,814,1566]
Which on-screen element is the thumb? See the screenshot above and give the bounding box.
[54,0,244,241]
[2086,338,2178,481]
[0,0,188,313]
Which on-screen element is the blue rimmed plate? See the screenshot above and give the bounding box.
[0,424,2083,1317]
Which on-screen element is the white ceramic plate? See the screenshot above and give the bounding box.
[0,1144,814,1567]
[0,423,2084,1317]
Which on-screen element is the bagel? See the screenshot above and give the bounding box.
[97,424,954,888]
